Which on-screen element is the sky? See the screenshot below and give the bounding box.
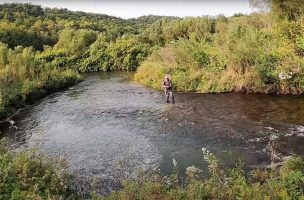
[0,0,254,19]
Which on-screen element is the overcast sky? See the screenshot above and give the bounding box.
[1,0,254,19]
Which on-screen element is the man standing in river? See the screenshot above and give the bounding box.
[163,74,175,104]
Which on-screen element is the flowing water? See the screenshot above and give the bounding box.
[1,72,304,194]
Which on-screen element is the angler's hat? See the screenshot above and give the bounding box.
[165,74,171,79]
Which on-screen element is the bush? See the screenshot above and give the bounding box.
[21,80,44,101]
[0,139,78,200]
[0,43,82,119]
[135,14,304,95]
[94,150,304,200]
[1,139,303,200]
[44,69,83,91]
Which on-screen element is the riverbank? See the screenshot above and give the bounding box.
[0,139,79,199]
[98,154,304,200]
[133,13,304,95]
[134,37,304,95]
[1,140,303,199]
[0,69,83,123]
[135,64,304,95]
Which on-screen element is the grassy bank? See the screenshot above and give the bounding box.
[1,140,303,200]
[134,12,304,95]
[96,150,304,200]
[0,43,83,120]
[0,139,78,200]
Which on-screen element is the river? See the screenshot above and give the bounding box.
[1,72,304,194]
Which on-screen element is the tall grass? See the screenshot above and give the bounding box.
[1,138,303,199]
[0,43,82,119]
[135,14,304,95]
[0,139,78,200]
[95,149,304,200]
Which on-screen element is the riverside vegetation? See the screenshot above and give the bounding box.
[1,139,304,200]
[0,3,171,119]
[134,1,304,94]
[1,1,304,119]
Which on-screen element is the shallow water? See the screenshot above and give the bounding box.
[1,72,304,194]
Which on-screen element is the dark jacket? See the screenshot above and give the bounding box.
[163,79,173,91]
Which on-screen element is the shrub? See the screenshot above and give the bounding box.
[0,139,78,200]
[0,43,82,119]
[94,149,304,200]
[135,13,304,95]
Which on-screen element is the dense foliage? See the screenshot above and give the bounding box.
[0,140,78,200]
[0,3,169,119]
[135,0,304,94]
[2,140,303,200]
[0,42,82,118]
[96,151,304,200]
